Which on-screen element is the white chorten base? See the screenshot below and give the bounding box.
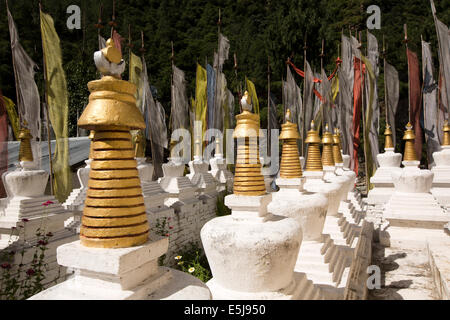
[303,171,343,217]
[269,178,328,241]
[385,165,450,229]
[159,161,197,206]
[188,160,218,198]
[29,237,211,300]
[209,155,233,193]
[201,194,304,300]
[431,146,450,207]
[367,150,402,205]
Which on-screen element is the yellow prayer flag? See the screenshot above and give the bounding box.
[246,78,259,117]
[331,75,339,103]
[129,52,146,157]
[2,96,19,140]
[40,9,72,203]
[195,64,208,141]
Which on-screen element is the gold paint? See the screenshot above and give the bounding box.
[232,108,266,196]
[18,125,33,162]
[88,178,141,189]
[83,205,146,217]
[322,124,335,166]
[80,233,149,249]
[77,50,149,248]
[78,77,145,131]
[384,124,394,150]
[81,222,149,238]
[443,120,450,146]
[133,130,146,158]
[89,169,139,179]
[243,91,251,105]
[305,121,323,171]
[101,38,122,64]
[82,213,147,228]
[279,110,302,178]
[403,122,418,161]
[332,128,344,164]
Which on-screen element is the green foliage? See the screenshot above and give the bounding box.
[173,242,212,283]
[216,193,231,217]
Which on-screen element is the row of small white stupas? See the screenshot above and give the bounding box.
[366,122,450,299]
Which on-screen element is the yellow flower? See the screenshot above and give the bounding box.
[188,267,195,274]
[175,255,182,260]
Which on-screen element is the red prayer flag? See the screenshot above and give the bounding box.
[352,57,365,174]
[407,49,423,161]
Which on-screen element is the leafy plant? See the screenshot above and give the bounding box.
[173,242,212,283]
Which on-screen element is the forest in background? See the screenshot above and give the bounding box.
[0,0,449,160]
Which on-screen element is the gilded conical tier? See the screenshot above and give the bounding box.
[305,121,323,171]
[403,122,417,162]
[232,110,266,196]
[77,39,148,248]
[322,124,335,166]
[18,126,33,162]
[332,128,344,164]
[279,111,302,178]
[384,124,394,150]
[443,121,450,147]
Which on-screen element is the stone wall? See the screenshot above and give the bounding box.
[147,192,223,267]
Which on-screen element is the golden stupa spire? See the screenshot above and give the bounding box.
[18,121,33,163]
[77,38,149,248]
[403,122,417,161]
[305,120,323,171]
[279,109,302,178]
[322,123,335,166]
[332,128,344,164]
[384,124,394,150]
[443,120,450,147]
[232,93,266,196]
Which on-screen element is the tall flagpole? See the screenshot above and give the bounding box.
[383,35,389,128]
[404,24,411,124]
[301,33,308,157]
[360,30,369,195]
[320,39,325,135]
[6,0,22,126]
[39,1,54,196]
[267,55,271,157]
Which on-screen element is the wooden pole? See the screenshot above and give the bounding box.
[39,2,54,196]
[404,24,411,124]
[301,33,308,157]
[267,55,271,156]
[360,30,369,195]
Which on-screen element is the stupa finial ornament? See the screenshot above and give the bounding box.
[403,122,417,162]
[322,123,335,166]
[18,120,33,163]
[384,123,394,150]
[305,120,323,171]
[241,91,252,112]
[332,128,344,164]
[232,94,266,196]
[77,39,148,248]
[279,109,302,178]
[443,120,450,147]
